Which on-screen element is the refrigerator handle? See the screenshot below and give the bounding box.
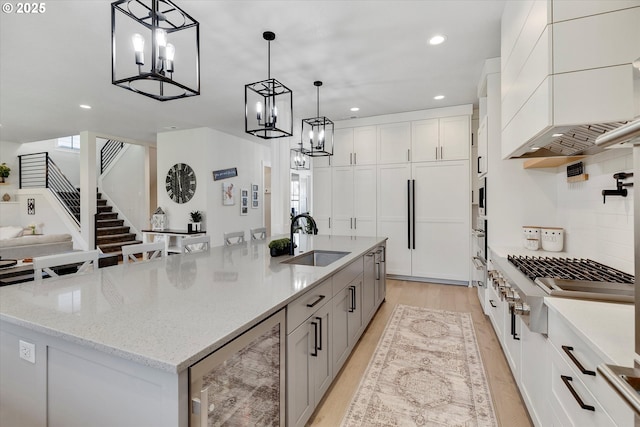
[407,180,411,249]
[412,179,416,249]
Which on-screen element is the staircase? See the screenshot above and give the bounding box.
[95,192,141,259]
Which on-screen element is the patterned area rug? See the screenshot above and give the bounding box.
[341,305,497,426]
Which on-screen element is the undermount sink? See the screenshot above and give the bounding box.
[282,250,350,267]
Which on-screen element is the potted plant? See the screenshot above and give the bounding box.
[0,163,10,183]
[189,210,203,232]
[268,238,295,257]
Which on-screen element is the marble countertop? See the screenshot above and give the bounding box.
[0,235,386,373]
[545,298,635,367]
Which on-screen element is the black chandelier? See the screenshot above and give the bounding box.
[245,31,293,139]
[111,0,200,101]
[299,81,334,157]
[290,149,310,170]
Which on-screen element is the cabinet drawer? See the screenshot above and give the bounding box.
[287,279,332,334]
[550,344,616,427]
[548,310,635,426]
[332,257,364,296]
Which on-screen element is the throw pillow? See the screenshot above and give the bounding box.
[0,226,24,240]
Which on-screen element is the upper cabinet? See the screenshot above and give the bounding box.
[501,0,640,159]
[332,126,377,167]
[411,116,470,162]
[378,122,411,164]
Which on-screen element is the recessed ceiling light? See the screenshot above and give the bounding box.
[429,35,447,45]
[79,104,92,109]
[433,95,445,100]
[350,107,360,112]
[164,126,179,130]
[530,146,540,151]
[552,133,563,137]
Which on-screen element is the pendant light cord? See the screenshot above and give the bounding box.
[267,39,271,80]
[317,85,320,117]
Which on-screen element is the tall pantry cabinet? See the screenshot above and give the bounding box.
[313,106,472,284]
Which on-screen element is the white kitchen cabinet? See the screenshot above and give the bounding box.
[332,128,354,167]
[520,320,550,427]
[312,167,332,235]
[378,122,411,164]
[332,126,377,167]
[377,163,412,276]
[477,117,488,177]
[331,166,354,236]
[330,165,376,237]
[548,308,634,427]
[501,1,639,158]
[353,126,377,165]
[410,119,439,162]
[411,116,470,162]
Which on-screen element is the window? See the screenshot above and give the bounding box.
[57,135,80,150]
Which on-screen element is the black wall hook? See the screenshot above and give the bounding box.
[602,172,634,204]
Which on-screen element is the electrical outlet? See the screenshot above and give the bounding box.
[19,340,35,364]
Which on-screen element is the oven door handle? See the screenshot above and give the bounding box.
[471,229,485,238]
[472,256,486,269]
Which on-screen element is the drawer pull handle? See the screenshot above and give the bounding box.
[562,345,596,376]
[306,295,326,308]
[561,375,595,411]
[489,300,497,308]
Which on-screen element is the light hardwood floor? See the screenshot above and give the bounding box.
[308,279,533,427]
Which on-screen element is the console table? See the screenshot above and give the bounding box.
[141,229,206,254]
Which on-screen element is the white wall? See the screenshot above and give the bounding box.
[157,127,272,246]
[100,144,147,233]
[16,139,81,187]
[556,149,634,274]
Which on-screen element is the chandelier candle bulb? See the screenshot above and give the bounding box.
[132,33,145,65]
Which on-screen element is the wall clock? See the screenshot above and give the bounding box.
[166,163,197,204]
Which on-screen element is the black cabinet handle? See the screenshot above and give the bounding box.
[489,300,497,308]
[412,179,416,250]
[315,316,323,351]
[348,285,356,312]
[561,375,595,411]
[510,307,520,340]
[306,295,326,308]
[311,321,318,357]
[407,180,411,249]
[477,156,482,174]
[562,346,596,376]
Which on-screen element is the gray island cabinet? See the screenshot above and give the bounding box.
[0,235,386,427]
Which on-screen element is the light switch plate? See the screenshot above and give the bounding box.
[19,340,35,364]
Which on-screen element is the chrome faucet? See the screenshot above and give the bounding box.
[290,213,318,255]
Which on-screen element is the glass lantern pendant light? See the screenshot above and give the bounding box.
[300,81,334,157]
[290,149,310,170]
[111,0,200,101]
[245,31,293,139]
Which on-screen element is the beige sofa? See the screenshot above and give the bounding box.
[0,226,73,259]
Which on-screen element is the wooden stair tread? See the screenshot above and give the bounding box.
[98,240,143,251]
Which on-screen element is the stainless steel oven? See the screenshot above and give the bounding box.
[472,217,487,309]
[478,177,487,216]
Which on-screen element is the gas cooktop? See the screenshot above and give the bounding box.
[507,255,634,284]
[507,255,635,303]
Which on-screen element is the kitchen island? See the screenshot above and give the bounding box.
[0,234,387,427]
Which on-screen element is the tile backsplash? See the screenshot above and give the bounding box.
[556,149,634,274]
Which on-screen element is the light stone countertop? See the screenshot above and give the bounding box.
[0,235,387,373]
[545,298,635,367]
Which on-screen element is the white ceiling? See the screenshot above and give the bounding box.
[0,0,505,145]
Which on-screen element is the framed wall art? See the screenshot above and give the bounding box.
[240,188,249,216]
[222,182,235,205]
[251,184,259,209]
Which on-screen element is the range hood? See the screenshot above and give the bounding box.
[516,121,630,159]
